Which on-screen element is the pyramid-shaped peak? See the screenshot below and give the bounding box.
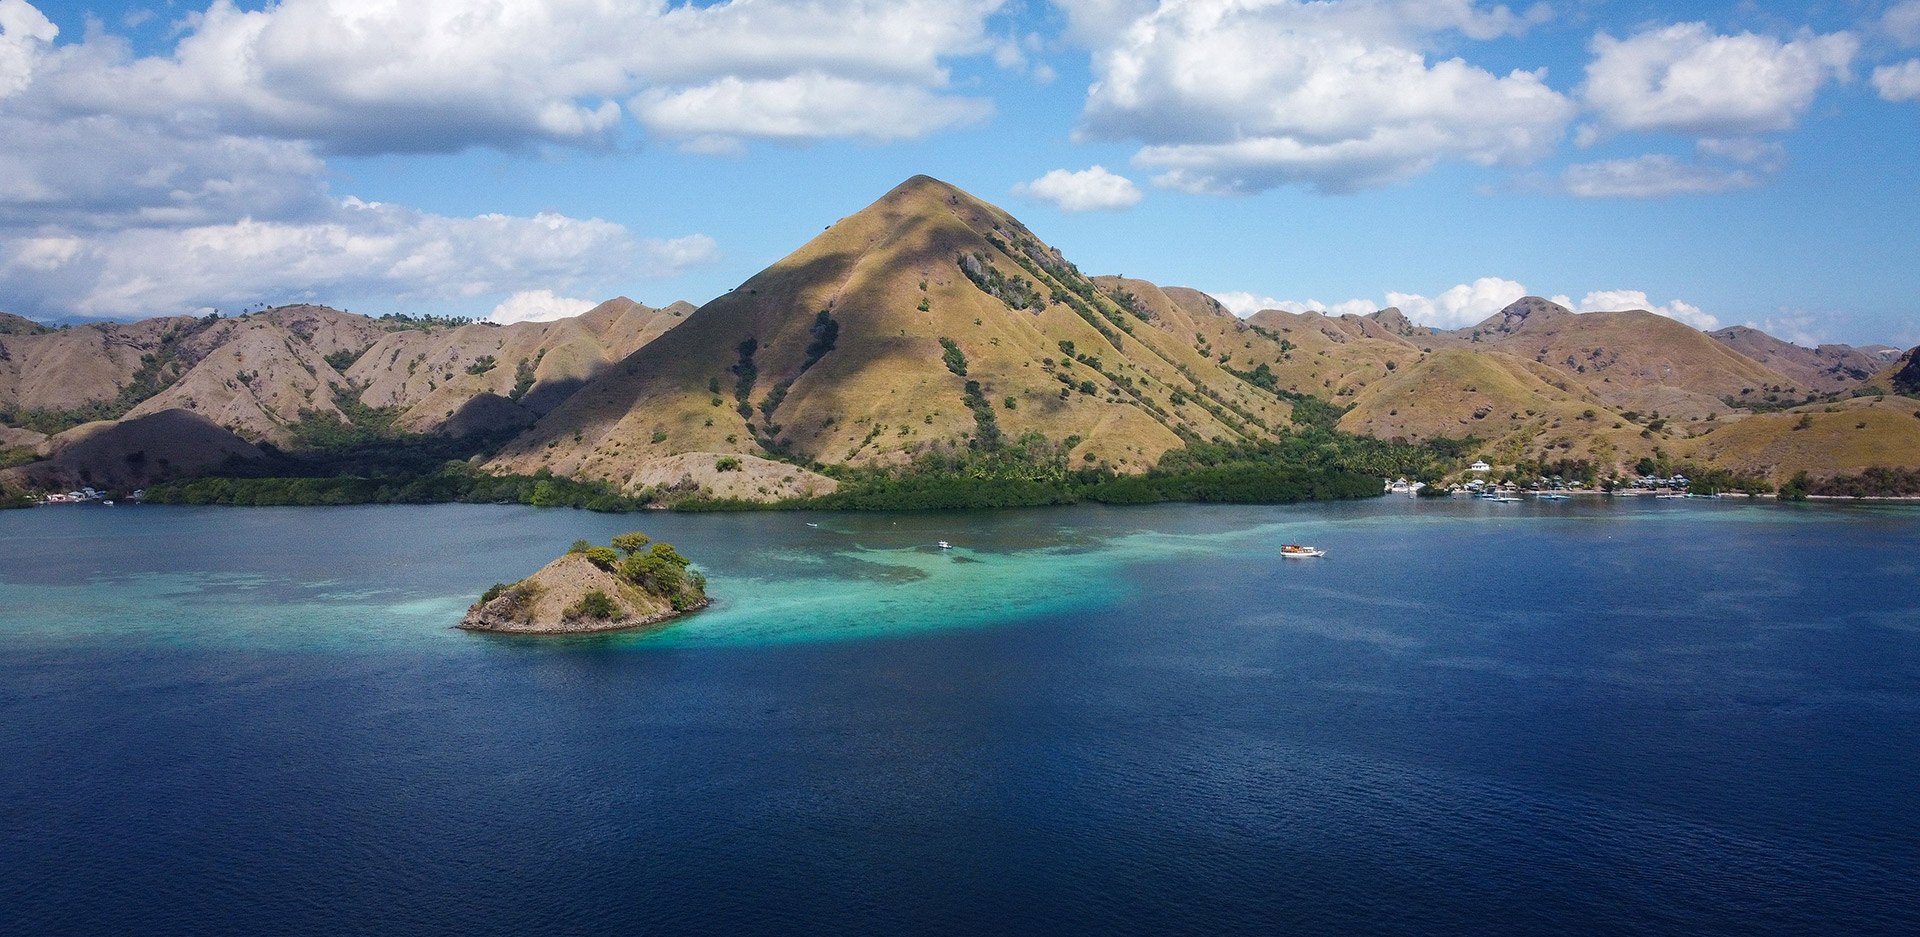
[858,174,999,219]
[1500,296,1572,319]
[1469,295,1571,334]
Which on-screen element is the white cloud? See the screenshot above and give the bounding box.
[1014,166,1143,212]
[1210,292,1379,317]
[1580,23,1856,138]
[488,289,598,325]
[1388,277,1528,328]
[636,234,720,278]
[1888,2,1920,47]
[1214,279,1718,331]
[1074,0,1574,194]
[1560,154,1762,198]
[0,113,330,228]
[1872,59,1920,102]
[15,0,1008,155]
[1550,289,1718,330]
[1,198,714,319]
[0,0,56,98]
[631,73,991,150]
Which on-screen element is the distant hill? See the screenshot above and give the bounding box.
[1337,348,1650,469]
[5,176,1916,499]
[0,300,689,446]
[1429,298,1799,419]
[1868,346,1920,397]
[1709,326,1900,394]
[0,312,52,336]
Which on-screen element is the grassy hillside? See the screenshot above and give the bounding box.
[0,300,688,446]
[1709,325,1899,394]
[1680,395,1920,480]
[487,176,1299,488]
[1434,299,1800,419]
[1338,349,1654,471]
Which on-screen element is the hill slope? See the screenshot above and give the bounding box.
[0,301,689,445]
[488,176,1298,487]
[1709,326,1901,394]
[1338,349,1651,469]
[1430,298,1799,419]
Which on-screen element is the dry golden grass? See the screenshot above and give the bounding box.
[1338,348,1657,470]
[1680,396,1920,480]
[486,176,1306,487]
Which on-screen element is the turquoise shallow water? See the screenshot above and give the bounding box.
[3,497,1919,935]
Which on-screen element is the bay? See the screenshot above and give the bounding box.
[3,499,1918,935]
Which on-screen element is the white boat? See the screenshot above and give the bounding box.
[1281,544,1325,558]
[937,541,952,550]
[805,522,819,527]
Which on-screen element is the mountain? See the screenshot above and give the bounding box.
[1867,346,1920,397]
[1708,326,1902,394]
[1426,297,1801,419]
[0,312,52,336]
[0,300,690,445]
[1337,349,1650,468]
[1680,394,1920,480]
[5,176,1916,498]
[485,176,1298,486]
[0,409,265,490]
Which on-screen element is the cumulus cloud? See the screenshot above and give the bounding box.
[488,290,599,325]
[1579,23,1856,139]
[632,73,991,151]
[0,198,714,320]
[1550,289,1718,330]
[1873,59,1920,102]
[1387,277,1529,328]
[1559,154,1763,198]
[15,0,1006,155]
[0,113,330,228]
[1073,0,1574,194]
[0,1,753,323]
[1212,279,1717,331]
[0,0,55,98]
[1014,166,1143,212]
[1209,292,1378,317]
[1889,2,1920,47]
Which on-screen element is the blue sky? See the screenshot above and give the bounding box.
[3,1,1917,346]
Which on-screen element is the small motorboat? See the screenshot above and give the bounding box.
[806,522,819,527]
[1280,544,1325,558]
[937,541,953,550]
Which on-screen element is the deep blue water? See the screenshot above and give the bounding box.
[3,498,1918,936]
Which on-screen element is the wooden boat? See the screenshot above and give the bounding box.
[1281,544,1325,558]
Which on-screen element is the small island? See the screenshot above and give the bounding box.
[460,532,709,635]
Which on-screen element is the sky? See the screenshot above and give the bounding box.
[1,0,1917,346]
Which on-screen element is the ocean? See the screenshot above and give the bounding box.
[3,498,1917,935]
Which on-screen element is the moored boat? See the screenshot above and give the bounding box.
[1281,544,1325,558]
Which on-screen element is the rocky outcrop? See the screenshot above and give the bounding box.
[628,451,838,501]
[460,536,708,635]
